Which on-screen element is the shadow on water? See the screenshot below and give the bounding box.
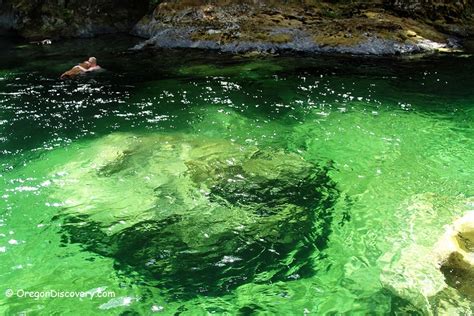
[1,35,473,181]
[1,38,472,142]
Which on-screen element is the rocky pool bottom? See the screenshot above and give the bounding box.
[0,36,473,315]
[54,132,339,298]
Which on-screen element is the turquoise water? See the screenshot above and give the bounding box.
[0,35,473,315]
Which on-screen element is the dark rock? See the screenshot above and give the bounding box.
[0,9,17,30]
[0,0,149,39]
[388,0,472,20]
[52,133,339,297]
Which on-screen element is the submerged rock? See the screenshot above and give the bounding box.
[177,61,283,79]
[437,212,474,301]
[51,133,338,296]
[380,244,453,314]
[380,194,474,314]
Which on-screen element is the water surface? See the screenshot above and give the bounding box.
[0,35,473,315]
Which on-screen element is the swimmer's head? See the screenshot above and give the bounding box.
[88,57,97,65]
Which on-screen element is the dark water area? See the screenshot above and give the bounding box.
[1,35,472,155]
[0,35,473,315]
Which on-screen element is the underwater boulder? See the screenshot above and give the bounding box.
[380,244,447,313]
[379,194,474,314]
[437,212,474,301]
[52,133,338,296]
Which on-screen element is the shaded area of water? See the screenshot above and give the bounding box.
[0,35,473,314]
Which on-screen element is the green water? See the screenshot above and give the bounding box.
[0,35,473,315]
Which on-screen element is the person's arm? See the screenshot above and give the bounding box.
[60,69,75,79]
[76,61,91,71]
[74,65,89,72]
[85,65,101,72]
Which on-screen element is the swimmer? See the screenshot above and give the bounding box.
[60,57,102,79]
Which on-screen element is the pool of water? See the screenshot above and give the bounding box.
[0,35,473,315]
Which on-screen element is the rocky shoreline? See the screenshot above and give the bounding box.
[131,2,471,55]
[1,0,473,56]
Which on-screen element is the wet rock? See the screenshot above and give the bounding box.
[380,244,447,313]
[406,30,417,37]
[131,2,461,55]
[133,24,450,55]
[388,0,474,38]
[52,133,339,296]
[379,194,474,314]
[389,0,472,21]
[177,60,283,78]
[437,212,474,300]
[239,50,273,58]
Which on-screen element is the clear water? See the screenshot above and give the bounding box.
[0,35,473,315]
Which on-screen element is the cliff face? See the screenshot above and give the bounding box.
[132,0,473,54]
[0,0,149,38]
[390,0,472,21]
[389,0,474,36]
[1,0,473,54]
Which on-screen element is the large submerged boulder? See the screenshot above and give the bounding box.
[51,133,339,296]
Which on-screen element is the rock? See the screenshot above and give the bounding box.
[177,60,283,78]
[29,39,52,45]
[240,50,268,58]
[2,0,471,54]
[389,0,472,21]
[51,133,339,296]
[0,10,17,30]
[380,244,447,313]
[379,194,474,314]
[131,2,461,55]
[0,0,149,39]
[437,212,474,300]
[406,30,417,37]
